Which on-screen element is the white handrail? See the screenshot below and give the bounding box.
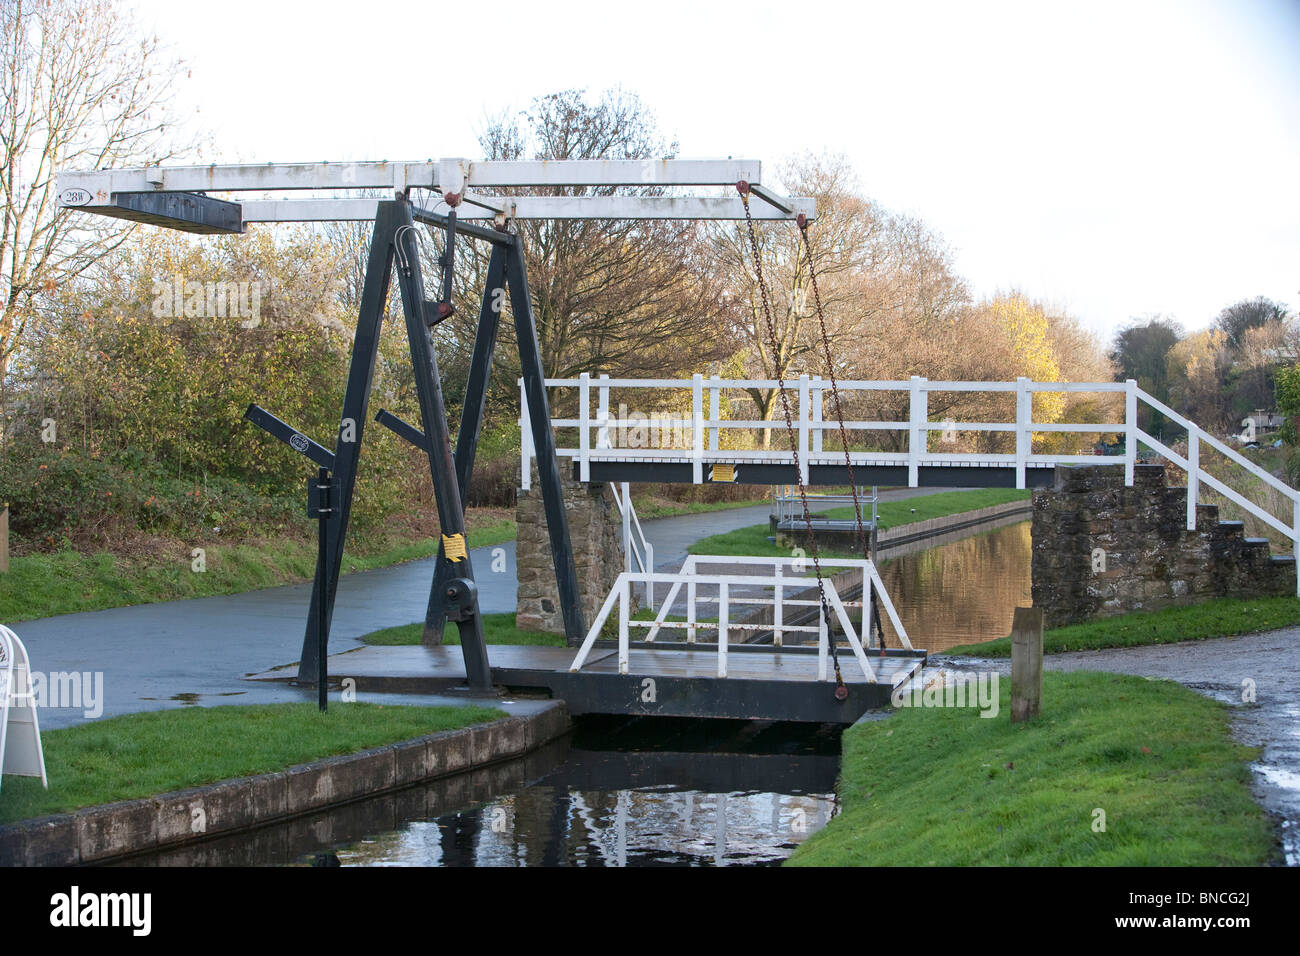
[609,482,655,611]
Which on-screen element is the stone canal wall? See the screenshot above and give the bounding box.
[515,464,627,637]
[0,703,570,866]
[1032,463,1296,628]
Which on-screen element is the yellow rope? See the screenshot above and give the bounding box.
[441,532,468,562]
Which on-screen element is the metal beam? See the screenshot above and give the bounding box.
[240,196,817,223]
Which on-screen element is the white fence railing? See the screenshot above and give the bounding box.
[609,481,654,611]
[521,375,1300,594]
[569,555,911,683]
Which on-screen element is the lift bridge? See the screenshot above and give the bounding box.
[56,158,1300,723]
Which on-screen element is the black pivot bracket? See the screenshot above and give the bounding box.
[244,403,336,711]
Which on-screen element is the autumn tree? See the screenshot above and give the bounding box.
[0,0,193,419]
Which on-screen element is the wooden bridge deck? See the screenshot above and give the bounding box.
[247,643,926,724]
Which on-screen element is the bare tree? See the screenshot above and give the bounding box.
[469,88,735,398]
[0,0,193,411]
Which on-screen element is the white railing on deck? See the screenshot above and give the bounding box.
[609,482,654,611]
[522,375,1300,596]
[568,555,911,683]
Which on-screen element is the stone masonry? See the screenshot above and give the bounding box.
[515,463,630,640]
[1032,463,1296,628]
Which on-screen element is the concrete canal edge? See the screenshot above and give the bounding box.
[0,702,570,866]
[875,499,1032,552]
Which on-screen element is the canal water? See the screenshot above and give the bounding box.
[134,520,1030,867]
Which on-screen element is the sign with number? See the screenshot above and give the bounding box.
[0,625,48,790]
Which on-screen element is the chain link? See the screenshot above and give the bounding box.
[797,221,886,651]
[739,187,845,691]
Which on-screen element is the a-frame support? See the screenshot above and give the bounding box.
[295,200,585,688]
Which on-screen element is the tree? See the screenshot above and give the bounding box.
[0,0,193,415]
[470,88,734,400]
[1214,296,1289,349]
[1111,316,1182,434]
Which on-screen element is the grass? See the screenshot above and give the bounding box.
[946,595,1300,657]
[360,612,566,647]
[0,702,506,826]
[0,515,518,624]
[689,487,1031,557]
[788,671,1275,866]
[629,493,769,519]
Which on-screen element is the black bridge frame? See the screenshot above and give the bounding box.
[250,200,585,689]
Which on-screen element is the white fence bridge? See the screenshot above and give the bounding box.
[520,374,1300,594]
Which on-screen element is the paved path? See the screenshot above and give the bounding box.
[935,631,1300,866]
[12,488,949,730]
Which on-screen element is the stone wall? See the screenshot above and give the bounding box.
[1032,463,1296,628]
[515,464,630,639]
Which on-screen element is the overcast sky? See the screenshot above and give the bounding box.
[129,0,1300,345]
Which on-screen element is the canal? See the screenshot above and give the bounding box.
[132,520,1031,867]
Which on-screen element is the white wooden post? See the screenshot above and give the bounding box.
[812,375,824,454]
[798,374,811,484]
[621,481,633,573]
[644,542,654,611]
[618,575,630,674]
[1186,428,1199,531]
[773,563,784,647]
[864,567,875,650]
[687,578,697,643]
[709,375,721,451]
[817,602,828,681]
[519,377,533,491]
[1293,497,1300,598]
[597,374,611,449]
[1125,378,1138,486]
[908,375,926,488]
[1015,376,1031,490]
[578,372,591,482]
[692,373,704,484]
[718,581,729,678]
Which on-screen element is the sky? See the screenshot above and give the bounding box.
[128,0,1300,345]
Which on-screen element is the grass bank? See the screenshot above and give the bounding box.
[946,596,1300,657]
[788,671,1274,866]
[0,513,516,624]
[0,702,505,826]
[360,612,566,647]
[689,487,1031,557]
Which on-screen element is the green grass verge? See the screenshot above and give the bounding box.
[689,488,1031,557]
[946,596,1300,657]
[629,494,769,519]
[0,517,517,624]
[0,702,506,825]
[788,671,1274,866]
[360,612,566,647]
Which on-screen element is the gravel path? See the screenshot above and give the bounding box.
[935,629,1300,866]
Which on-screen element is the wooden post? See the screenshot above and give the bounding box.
[1010,606,1043,723]
[0,503,8,573]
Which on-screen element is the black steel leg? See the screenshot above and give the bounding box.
[505,235,587,644]
[296,205,398,683]
[423,244,508,644]
[392,206,491,688]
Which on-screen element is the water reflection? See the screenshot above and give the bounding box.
[326,718,841,867]
[877,520,1031,652]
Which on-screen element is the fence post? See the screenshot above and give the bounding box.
[812,375,823,454]
[597,374,611,449]
[618,575,630,675]
[908,375,926,488]
[774,563,784,647]
[519,377,533,491]
[579,372,591,483]
[1125,378,1138,486]
[621,482,633,573]
[798,374,811,484]
[718,581,729,678]
[817,602,829,681]
[1294,497,1300,599]
[692,373,704,484]
[709,375,721,451]
[1015,377,1031,490]
[0,503,8,574]
[1187,427,1199,531]
[1010,606,1044,723]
